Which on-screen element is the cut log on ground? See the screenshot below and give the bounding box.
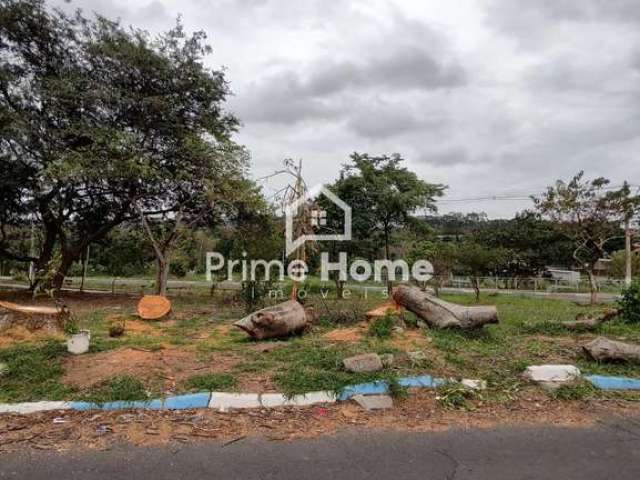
[392,285,498,329]
[562,309,618,330]
[0,300,70,331]
[137,295,172,320]
[365,302,403,320]
[583,337,640,364]
[234,300,310,340]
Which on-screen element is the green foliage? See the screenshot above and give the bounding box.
[436,382,480,410]
[619,279,640,324]
[184,373,237,392]
[0,341,73,403]
[0,0,246,287]
[81,375,149,404]
[609,251,640,279]
[368,314,395,338]
[550,381,596,401]
[319,153,445,262]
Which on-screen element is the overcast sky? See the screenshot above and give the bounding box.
[54,0,640,218]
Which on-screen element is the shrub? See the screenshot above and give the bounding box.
[618,279,640,324]
[368,314,395,339]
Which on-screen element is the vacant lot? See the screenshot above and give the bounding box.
[1,288,639,407]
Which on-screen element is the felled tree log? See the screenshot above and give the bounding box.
[392,285,498,329]
[583,337,640,363]
[0,300,70,331]
[562,309,618,330]
[234,300,311,340]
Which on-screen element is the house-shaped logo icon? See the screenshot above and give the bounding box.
[285,184,352,256]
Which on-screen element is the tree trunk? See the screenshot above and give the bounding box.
[392,285,498,329]
[384,229,392,293]
[562,309,618,330]
[583,337,640,363]
[155,255,169,296]
[233,300,311,340]
[51,249,77,291]
[471,276,481,302]
[587,269,598,305]
[333,275,345,299]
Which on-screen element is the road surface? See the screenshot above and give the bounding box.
[1,417,640,479]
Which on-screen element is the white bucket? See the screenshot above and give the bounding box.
[66,330,91,354]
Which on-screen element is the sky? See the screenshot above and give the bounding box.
[53,0,640,218]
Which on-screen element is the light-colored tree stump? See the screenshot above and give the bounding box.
[0,300,70,331]
[583,337,640,363]
[392,285,498,329]
[234,300,310,340]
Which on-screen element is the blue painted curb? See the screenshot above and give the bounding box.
[338,375,448,401]
[585,375,640,391]
[69,393,209,411]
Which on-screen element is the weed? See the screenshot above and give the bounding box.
[436,382,480,410]
[0,341,73,403]
[184,373,237,391]
[550,381,596,401]
[80,375,149,404]
[368,314,395,339]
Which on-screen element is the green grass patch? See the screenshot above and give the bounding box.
[0,341,73,403]
[79,375,149,404]
[183,373,237,391]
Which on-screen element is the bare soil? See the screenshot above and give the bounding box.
[2,389,639,453]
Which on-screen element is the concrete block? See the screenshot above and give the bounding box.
[352,394,393,411]
[461,379,487,390]
[523,365,580,385]
[0,401,71,414]
[209,392,261,412]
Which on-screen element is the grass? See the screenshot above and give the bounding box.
[183,373,237,391]
[0,341,73,403]
[1,290,639,405]
[80,375,149,404]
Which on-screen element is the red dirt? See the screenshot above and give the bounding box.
[2,389,640,453]
[61,347,242,392]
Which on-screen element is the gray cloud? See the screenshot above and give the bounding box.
[51,0,640,218]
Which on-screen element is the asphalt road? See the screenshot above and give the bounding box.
[2,417,640,479]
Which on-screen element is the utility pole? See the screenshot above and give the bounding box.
[625,217,632,287]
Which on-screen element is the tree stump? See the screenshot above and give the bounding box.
[0,300,69,331]
[392,285,498,329]
[234,300,310,340]
[137,295,172,320]
[583,337,640,363]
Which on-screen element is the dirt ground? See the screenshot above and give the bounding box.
[2,389,639,453]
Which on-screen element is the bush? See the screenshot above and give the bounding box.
[618,279,640,324]
[368,314,395,339]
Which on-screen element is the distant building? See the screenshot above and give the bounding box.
[544,267,581,284]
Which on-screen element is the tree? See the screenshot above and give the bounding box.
[533,172,640,304]
[0,0,241,290]
[471,212,575,284]
[324,153,445,291]
[407,240,459,296]
[609,250,640,279]
[456,242,509,301]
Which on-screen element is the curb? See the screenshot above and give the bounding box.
[0,375,487,415]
